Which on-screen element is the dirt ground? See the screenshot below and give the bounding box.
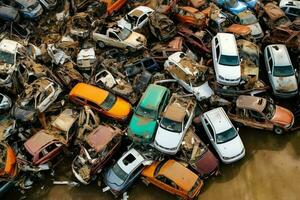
[5,127,300,200]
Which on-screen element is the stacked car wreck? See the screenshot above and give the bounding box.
[0,0,300,199]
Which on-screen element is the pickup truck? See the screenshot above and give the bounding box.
[92,25,147,52]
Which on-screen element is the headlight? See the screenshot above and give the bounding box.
[218,75,225,80]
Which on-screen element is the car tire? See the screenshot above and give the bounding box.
[98,41,105,48]
[274,126,283,135]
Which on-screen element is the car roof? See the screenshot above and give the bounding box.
[24,131,57,155]
[236,95,267,112]
[263,3,286,21]
[51,109,78,132]
[204,107,232,134]
[69,83,109,105]
[139,84,168,109]
[0,39,20,54]
[158,159,198,191]
[129,6,154,16]
[87,125,119,153]
[117,148,145,174]
[267,44,291,66]
[216,33,238,56]
[163,103,186,122]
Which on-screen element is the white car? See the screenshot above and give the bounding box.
[154,94,195,155]
[0,39,23,87]
[201,107,245,164]
[164,52,214,101]
[279,0,300,17]
[77,48,96,71]
[212,33,241,86]
[117,6,154,31]
[264,44,298,98]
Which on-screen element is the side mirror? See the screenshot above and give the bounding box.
[237,127,240,132]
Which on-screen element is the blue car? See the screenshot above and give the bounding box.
[216,0,248,14]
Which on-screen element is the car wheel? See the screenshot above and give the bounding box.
[274,126,283,135]
[98,41,105,48]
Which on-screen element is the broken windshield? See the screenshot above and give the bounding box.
[117,28,131,40]
[0,51,15,65]
[262,101,276,120]
[160,118,182,133]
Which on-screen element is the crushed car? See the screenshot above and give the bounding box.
[72,125,122,184]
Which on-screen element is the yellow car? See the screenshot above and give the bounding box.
[69,83,132,121]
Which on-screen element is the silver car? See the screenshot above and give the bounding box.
[264,44,298,98]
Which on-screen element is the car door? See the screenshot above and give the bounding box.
[248,110,274,130]
[203,118,217,147]
[264,47,274,88]
[108,31,124,48]
[155,175,178,195]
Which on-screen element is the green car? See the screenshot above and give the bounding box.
[127,84,171,143]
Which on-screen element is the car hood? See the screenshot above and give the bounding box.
[216,135,244,158]
[247,22,263,36]
[105,168,125,190]
[271,106,294,127]
[218,64,241,80]
[155,126,182,150]
[128,114,157,141]
[124,32,146,47]
[195,149,219,176]
[273,76,298,92]
[192,81,214,101]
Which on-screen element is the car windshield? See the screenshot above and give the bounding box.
[160,118,182,133]
[112,163,128,181]
[262,101,276,120]
[100,93,117,111]
[216,127,237,144]
[136,106,157,119]
[240,14,257,25]
[273,65,295,77]
[0,51,15,64]
[117,28,131,40]
[219,55,239,66]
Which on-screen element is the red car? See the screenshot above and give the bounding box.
[24,130,64,165]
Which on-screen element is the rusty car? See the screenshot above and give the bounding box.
[262,2,291,29]
[228,95,295,134]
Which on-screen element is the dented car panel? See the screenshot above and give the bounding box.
[0,142,18,179]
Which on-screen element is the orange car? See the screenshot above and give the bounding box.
[69,83,132,121]
[0,142,18,179]
[102,0,127,15]
[142,159,203,199]
[175,6,206,27]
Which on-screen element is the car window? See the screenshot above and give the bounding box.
[130,163,144,179]
[206,124,214,139]
[216,46,220,58]
[143,58,155,67]
[289,7,300,15]
[109,32,119,40]
[138,14,147,25]
[215,38,218,46]
[268,58,273,70]
[249,110,265,121]
[157,175,177,188]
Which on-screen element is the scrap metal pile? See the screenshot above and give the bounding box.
[0,0,300,199]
